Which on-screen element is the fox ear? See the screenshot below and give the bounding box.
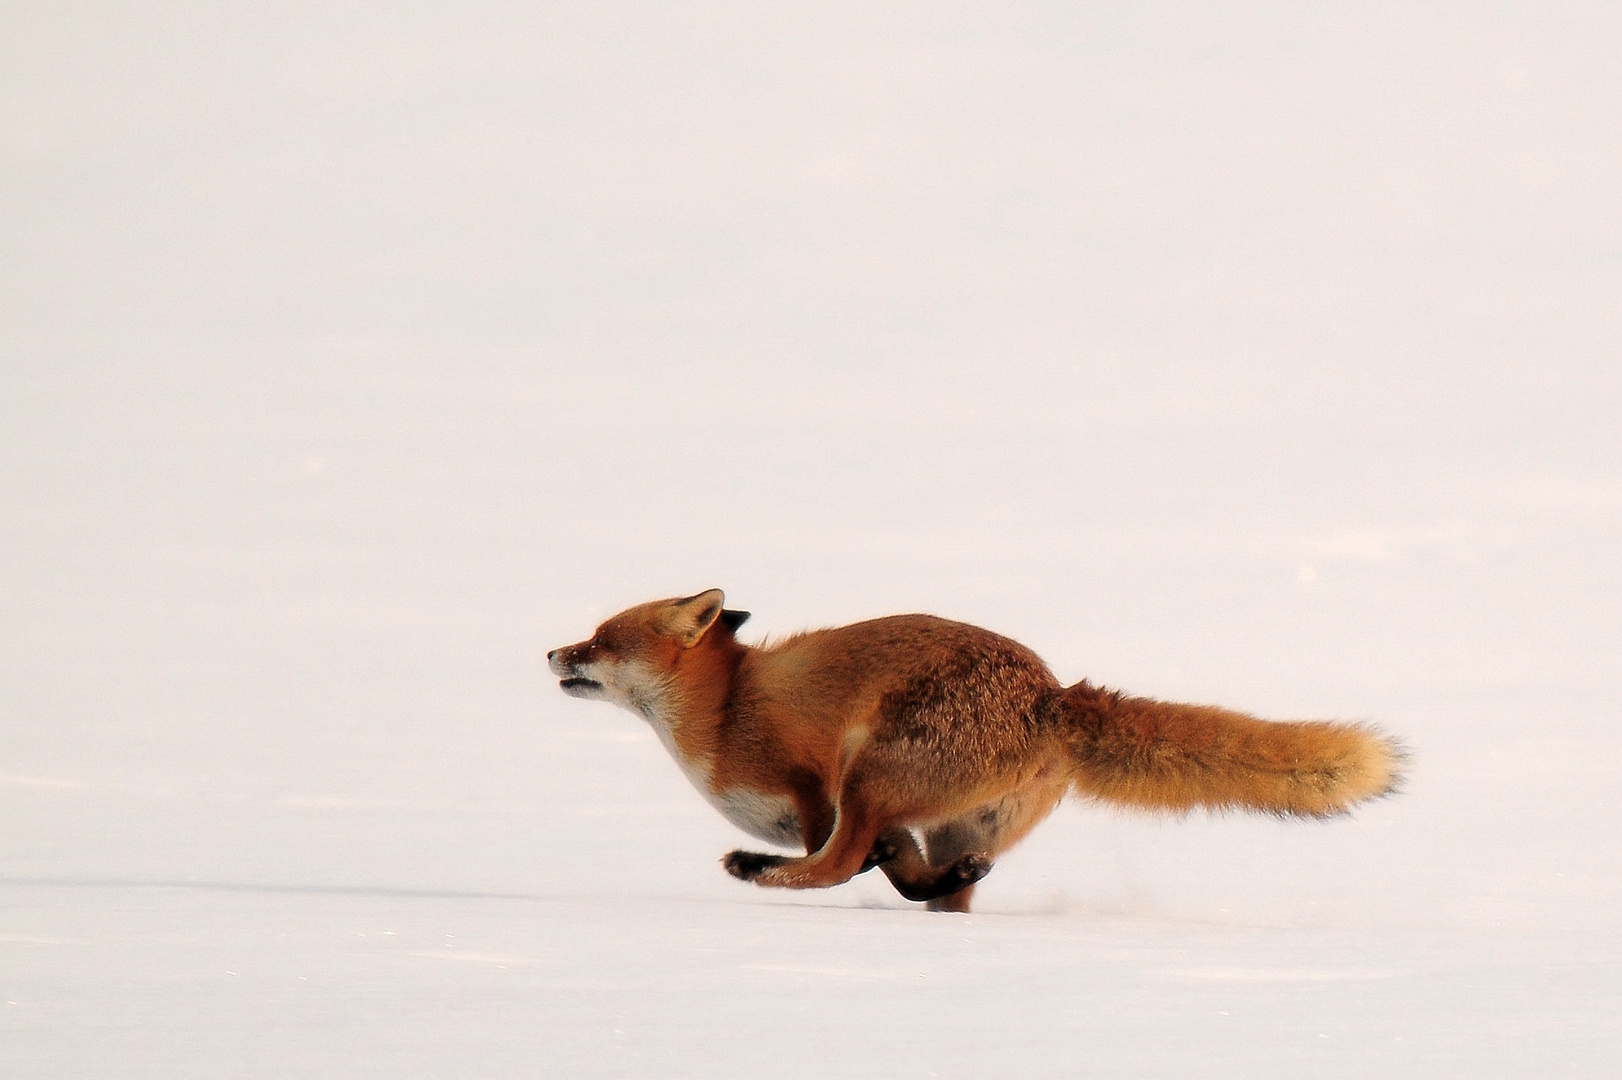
[662,589,726,647]
[719,609,751,632]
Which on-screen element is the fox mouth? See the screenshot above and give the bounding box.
[560,677,604,695]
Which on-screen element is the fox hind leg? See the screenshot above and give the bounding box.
[869,825,992,904]
[910,772,1071,911]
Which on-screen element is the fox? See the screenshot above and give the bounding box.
[548,590,1403,912]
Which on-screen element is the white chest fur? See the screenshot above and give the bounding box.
[631,694,802,849]
[708,787,802,847]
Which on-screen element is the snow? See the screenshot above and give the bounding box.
[3,3,1620,1076]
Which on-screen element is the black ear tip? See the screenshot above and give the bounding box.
[719,609,751,631]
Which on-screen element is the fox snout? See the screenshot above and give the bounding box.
[548,642,606,698]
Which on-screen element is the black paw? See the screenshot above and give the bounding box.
[723,850,787,881]
[859,838,900,874]
[942,852,992,892]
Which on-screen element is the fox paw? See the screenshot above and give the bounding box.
[942,852,992,892]
[859,838,900,873]
[884,852,994,902]
[723,850,787,882]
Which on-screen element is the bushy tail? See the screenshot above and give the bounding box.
[1054,681,1404,817]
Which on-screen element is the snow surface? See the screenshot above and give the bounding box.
[3,4,1620,1076]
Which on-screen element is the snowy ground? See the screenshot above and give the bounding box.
[4,4,1620,1076]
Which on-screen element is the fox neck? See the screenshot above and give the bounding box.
[629,634,745,791]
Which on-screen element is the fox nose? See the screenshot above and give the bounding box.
[546,649,558,662]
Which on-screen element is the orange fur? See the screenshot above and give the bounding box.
[548,591,1404,911]
[1059,681,1402,817]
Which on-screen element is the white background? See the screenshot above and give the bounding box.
[3,3,1619,1076]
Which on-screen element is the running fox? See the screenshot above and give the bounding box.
[548,590,1403,912]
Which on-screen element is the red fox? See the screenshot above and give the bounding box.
[548,590,1403,912]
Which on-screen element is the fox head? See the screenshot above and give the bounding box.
[547,589,750,713]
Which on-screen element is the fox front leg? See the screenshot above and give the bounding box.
[722,850,789,879]
[723,832,894,883]
[723,830,990,904]
[721,781,851,883]
[720,826,880,887]
[722,789,884,890]
[724,766,976,893]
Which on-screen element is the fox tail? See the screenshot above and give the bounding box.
[1054,681,1404,817]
